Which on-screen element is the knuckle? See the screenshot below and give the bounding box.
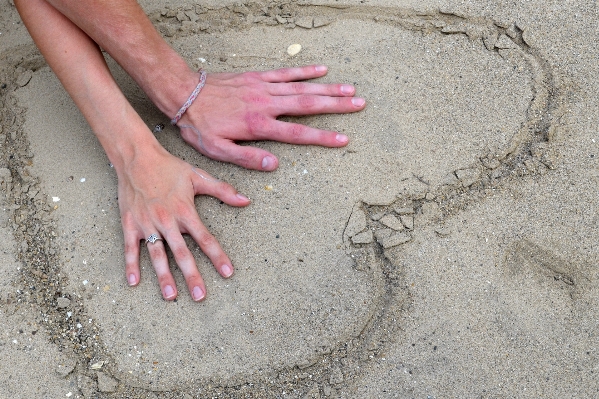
[244,112,268,137]
[297,95,316,109]
[172,244,192,262]
[124,241,138,255]
[197,232,217,249]
[177,205,196,221]
[291,82,305,94]
[149,204,171,227]
[288,124,305,140]
[148,244,165,259]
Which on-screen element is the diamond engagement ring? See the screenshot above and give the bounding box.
[146,233,162,244]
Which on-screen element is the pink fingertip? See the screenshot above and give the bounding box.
[236,193,250,202]
[315,65,327,73]
[261,155,277,171]
[336,134,349,144]
[192,286,205,301]
[352,98,365,107]
[128,274,137,286]
[163,284,176,299]
[221,264,233,278]
[340,85,354,95]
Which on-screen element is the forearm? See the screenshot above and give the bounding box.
[16,0,163,173]
[44,0,198,119]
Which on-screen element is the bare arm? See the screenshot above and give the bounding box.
[16,0,250,301]
[44,0,366,171]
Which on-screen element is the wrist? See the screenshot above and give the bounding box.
[97,117,164,175]
[142,59,200,120]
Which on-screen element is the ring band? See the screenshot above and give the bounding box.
[146,233,162,244]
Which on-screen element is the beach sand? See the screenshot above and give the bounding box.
[1,0,598,397]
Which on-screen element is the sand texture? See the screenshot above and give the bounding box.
[1,0,598,398]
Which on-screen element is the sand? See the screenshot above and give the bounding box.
[1,0,598,398]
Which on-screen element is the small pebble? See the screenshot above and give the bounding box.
[379,232,412,249]
[80,178,86,183]
[16,70,33,87]
[352,230,373,244]
[435,227,451,237]
[380,214,404,231]
[370,212,385,221]
[295,17,313,28]
[394,206,414,215]
[90,361,105,370]
[56,297,71,308]
[52,197,60,202]
[400,214,414,230]
[287,43,302,56]
[346,208,367,237]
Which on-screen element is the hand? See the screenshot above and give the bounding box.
[176,65,366,171]
[117,144,250,301]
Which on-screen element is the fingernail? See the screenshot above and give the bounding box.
[352,97,365,107]
[128,274,137,286]
[163,285,175,299]
[340,85,354,95]
[192,286,205,301]
[236,193,249,202]
[222,264,233,278]
[336,134,349,144]
[315,65,327,72]
[261,155,276,170]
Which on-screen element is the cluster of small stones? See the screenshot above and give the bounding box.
[149,2,333,38]
[345,201,415,249]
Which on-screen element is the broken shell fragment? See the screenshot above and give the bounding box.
[90,361,105,370]
[287,43,302,56]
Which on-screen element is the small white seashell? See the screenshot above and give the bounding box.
[198,57,206,63]
[90,361,105,370]
[287,43,302,56]
[80,178,86,182]
[52,197,60,202]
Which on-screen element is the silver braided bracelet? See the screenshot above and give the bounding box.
[170,70,207,125]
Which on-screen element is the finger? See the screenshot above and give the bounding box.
[190,168,252,206]
[256,119,350,147]
[258,64,328,83]
[274,94,366,116]
[181,218,235,280]
[202,139,280,171]
[161,231,207,301]
[123,222,141,287]
[145,236,178,300]
[267,82,356,97]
